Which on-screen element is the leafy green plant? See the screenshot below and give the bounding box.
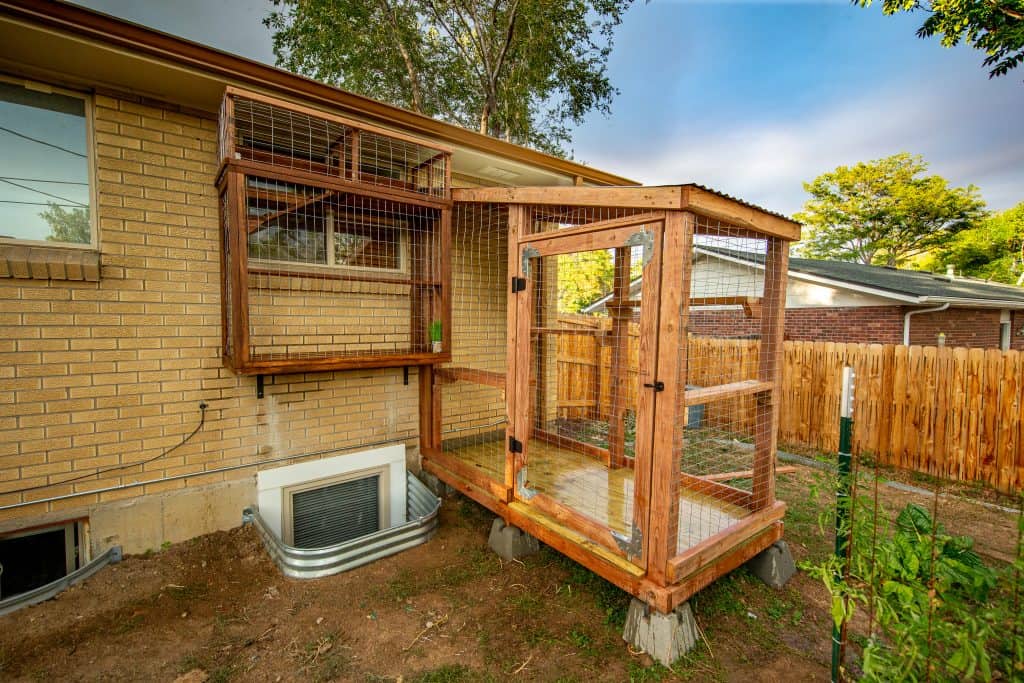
[805,494,1023,681]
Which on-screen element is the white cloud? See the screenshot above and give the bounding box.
[577,77,1024,217]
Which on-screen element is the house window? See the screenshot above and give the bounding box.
[245,177,407,274]
[1000,310,1011,351]
[0,521,82,599]
[0,78,93,247]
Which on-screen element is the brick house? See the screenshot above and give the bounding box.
[0,0,803,617]
[0,1,637,593]
[587,245,1024,350]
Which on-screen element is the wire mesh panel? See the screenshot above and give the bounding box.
[513,208,662,559]
[530,205,651,234]
[667,216,786,557]
[217,88,451,374]
[223,89,448,200]
[243,181,442,361]
[437,203,509,481]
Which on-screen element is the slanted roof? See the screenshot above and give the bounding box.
[698,245,1024,307]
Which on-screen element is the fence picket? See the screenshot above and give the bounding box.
[554,333,1024,493]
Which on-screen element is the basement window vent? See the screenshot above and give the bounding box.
[0,521,83,599]
[282,468,389,549]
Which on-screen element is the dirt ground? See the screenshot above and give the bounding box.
[0,465,1017,682]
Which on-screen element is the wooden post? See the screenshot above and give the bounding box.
[646,211,693,585]
[229,171,250,367]
[607,246,632,469]
[348,129,360,181]
[506,205,530,495]
[752,237,788,511]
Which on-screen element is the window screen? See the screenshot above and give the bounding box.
[290,475,381,548]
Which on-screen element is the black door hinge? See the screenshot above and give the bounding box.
[509,436,523,453]
[511,276,527,293]
[643,380,665,392]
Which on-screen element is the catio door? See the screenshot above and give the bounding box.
[507,211,666,568]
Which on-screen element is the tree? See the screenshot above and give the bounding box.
[264,0,632,155]
[922,202,1024,283]
[794,153,987,266]
[41,203,90,244]
[856,0,1024,79]
[558,250,614,313]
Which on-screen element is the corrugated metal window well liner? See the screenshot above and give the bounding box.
[245,472,440,579]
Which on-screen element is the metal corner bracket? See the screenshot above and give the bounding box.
[625,228,654,267]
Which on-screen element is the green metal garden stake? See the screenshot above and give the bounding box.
[831,366,855,683]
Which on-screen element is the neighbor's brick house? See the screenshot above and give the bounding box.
[590,246,1024,350]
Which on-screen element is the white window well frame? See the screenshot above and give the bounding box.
[256,444,407,545]
[0,74,97,250]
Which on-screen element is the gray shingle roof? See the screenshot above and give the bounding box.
[698,245,1024,304]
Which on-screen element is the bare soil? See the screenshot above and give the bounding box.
[0,464,1015,682]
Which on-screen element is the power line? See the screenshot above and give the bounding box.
[0,176,88,186]
[0,125,87,158]
[0,178,86,207]
[0,200,84,208]
[4,404,207,496]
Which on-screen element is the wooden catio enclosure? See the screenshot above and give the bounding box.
[216,87,800,613]
[423,188,800,613]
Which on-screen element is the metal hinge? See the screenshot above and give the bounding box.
[521,246,539,276]
[508,436,523,453]
[511,276,526,293]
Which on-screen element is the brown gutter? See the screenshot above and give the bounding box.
[0,0,638,187]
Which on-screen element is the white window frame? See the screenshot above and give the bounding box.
[0,74,97,250]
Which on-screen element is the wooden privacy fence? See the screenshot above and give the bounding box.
[556,319,1024,493]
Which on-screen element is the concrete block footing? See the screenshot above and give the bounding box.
[487,518,540,560]
[622,599,698,666]
[747,539,796,589]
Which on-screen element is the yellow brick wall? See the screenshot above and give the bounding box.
[248,274,413,355]
[440,205,508,441]
[0,93,420,532]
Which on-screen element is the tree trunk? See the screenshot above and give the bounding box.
[479,103,490,135]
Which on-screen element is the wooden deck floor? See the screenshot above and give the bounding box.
[442,439,750,551]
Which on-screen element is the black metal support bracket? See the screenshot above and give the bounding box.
[256,374,265,399]
[511,276,526,293]
[508,436,523,453]
[403,366,410,385]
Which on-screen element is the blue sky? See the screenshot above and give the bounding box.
[74,0,1024,217]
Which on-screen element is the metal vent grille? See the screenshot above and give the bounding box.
[291,475,380,549]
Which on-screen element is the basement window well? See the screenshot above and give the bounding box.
[0,521,82,599]
[249,444,440,578]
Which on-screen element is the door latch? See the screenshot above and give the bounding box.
[643,380,665,392]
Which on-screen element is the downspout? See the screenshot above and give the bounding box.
[903,302,950,345]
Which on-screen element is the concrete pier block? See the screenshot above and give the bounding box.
[747,539,796,589]
[622,599,698,666]
[487,518,539,560]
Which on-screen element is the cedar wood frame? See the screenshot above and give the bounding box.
[422,187,799,614]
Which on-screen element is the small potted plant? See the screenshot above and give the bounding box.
[430,320,443,353]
